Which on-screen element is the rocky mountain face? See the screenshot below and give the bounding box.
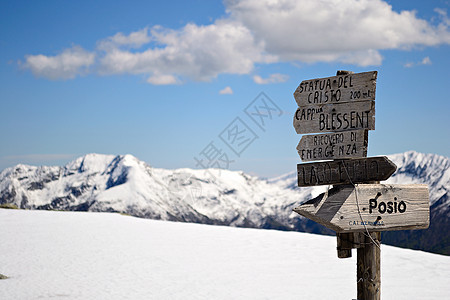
[0,151,448,254]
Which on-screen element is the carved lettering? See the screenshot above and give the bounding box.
[294,71,377,107]
[297,157,396,187]
[369,197,407,215]
[293,101,375,134]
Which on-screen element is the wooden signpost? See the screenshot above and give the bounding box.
[297,156,397,187]
[291,70,430,300]
[293,184,430,232]
[293,71,377,107]
[293,101,375,134]
[297,130,368,162]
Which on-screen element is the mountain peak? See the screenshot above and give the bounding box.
[64,153,116,173]
[63,153,149,175]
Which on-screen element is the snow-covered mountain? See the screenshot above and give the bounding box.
[0,153,309,229]
[0,151,448,254]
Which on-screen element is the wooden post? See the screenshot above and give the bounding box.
[357,179,381,300]
[357,231,381,300]
[337,232,363,258]
[337,232,353,258]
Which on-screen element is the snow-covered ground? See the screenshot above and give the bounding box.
[0,209,449,300]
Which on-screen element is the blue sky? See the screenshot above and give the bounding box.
[1,0,449,177]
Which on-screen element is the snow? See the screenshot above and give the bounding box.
[0,209,449,300]
[1,151,448,230]
[65,153,117,174]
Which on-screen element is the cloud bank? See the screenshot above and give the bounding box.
[23,46,95,80]
[22,0,450,83]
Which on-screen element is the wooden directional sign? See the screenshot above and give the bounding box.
[293,101,375,134]
[297,130,368,162]
[293,184,430,232]
[293,71,377,107]
[291,70,430,299]
[297,156,396,187]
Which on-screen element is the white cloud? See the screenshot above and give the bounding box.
[23,46,95,80]
[98,21,276,81]
[339,50,384,67]
[219,86,233,94]
[421,56,432,65]
[225,0,450,65]
[434,8,450,27]
[253,73,289,84]
[97,28,151,50]
[21,0,450,82]
[404,56,432,68]
[147,74,179,85]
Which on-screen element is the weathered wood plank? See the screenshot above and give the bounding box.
[297,130,368,162]
[293,71,377,107]
[293,184,430,232]
[357,232,381,300]
[336,232,363,258]
[297,156,396,187]
[293,101,375,134]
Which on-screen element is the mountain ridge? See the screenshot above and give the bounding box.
[1,151,448,254]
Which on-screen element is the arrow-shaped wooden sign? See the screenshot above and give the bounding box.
[297,156,397,187]
[293,71,377,107]
[293,101,375,134]
[297,130,368,162]
[293,184,430,232]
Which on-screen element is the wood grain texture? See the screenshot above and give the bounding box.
[297,156,396,187]
[336,232,362,258]
[357,232,381,300]
[297,130,368,162]
[293,184,430,232]
[293,101,375,134]
[293,71,377,107]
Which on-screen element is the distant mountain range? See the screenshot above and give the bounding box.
[1,151,448,255]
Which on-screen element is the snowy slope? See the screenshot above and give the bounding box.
[0,209,449,300]
[0,151,448,254]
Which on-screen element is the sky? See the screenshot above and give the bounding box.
[1,0,449,178]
